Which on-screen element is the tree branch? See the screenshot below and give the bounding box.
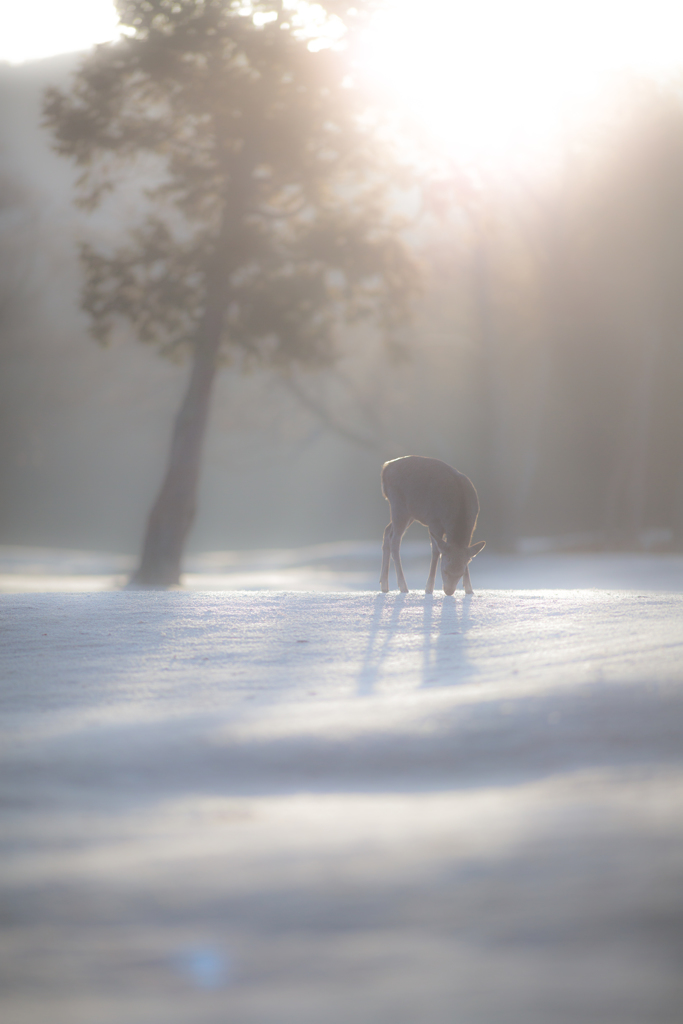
[282,372,377,449]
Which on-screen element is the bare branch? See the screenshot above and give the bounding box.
[282,372,377,449]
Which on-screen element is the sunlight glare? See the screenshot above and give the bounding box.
[361,0,683,170]
[4,0,683,174]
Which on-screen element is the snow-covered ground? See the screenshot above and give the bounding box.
[1,547,683,1023]
[2,541,683,591]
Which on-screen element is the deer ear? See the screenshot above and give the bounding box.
[429,531,447,555]
[468,540,486,558]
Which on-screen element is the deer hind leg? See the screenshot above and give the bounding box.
[380,523,393,592]
[426,536,441,594]
[389,512,411,593]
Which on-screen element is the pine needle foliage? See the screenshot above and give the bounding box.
[44,0,416,369]
[43,0,417,584]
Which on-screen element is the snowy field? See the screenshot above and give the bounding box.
[1,545,683,1023]
[2,541,683,592]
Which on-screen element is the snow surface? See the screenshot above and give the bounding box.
[1,549,683,1023]
[2,541,683,591]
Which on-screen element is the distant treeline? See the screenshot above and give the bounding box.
[397,79,683,551]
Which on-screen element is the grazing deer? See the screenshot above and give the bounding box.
[380,456,485,595]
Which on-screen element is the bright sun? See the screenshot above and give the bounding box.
[360,0,683,171]
[3,1,683,173]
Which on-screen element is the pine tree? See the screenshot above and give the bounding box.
[45,0,416,584]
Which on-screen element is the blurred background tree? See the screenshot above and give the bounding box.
[3,6,683,562]
[43,0,416,584]
[402,78,683,553]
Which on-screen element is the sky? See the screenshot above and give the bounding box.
[3,0,683,167]
[1,0,120,64]
[363,0,683,167]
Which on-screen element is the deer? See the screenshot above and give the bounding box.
[380,456,485,595]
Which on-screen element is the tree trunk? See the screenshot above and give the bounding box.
[604,315,661,548]
[624,322,661,542]
[130,294,225,587]
[130,150,254,587]
[472,238,516,551]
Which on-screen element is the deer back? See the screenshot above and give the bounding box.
[382,456,479,546]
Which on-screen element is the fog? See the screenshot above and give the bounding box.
[1,55,683,561]
[2,29,683,1024]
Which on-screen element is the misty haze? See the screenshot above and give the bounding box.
[1,3,682,1024]
[3,61,683,564]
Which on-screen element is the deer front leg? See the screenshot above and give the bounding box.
[462,563,474,595]
[380,523,392,592]
[426,538,440,594]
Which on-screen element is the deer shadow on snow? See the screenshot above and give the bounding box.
[357,590,478,696]
[420,592,477,688]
